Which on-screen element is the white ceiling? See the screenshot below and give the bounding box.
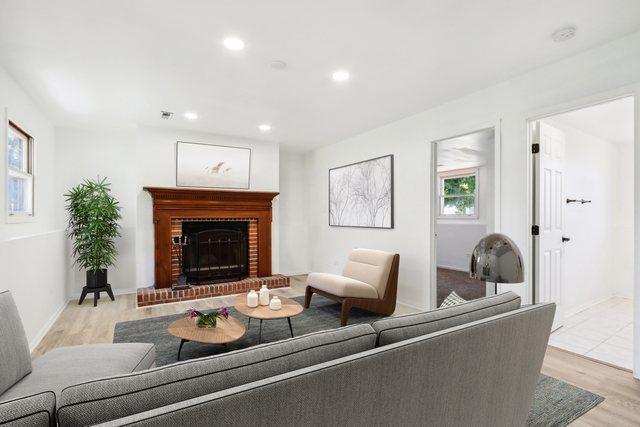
[1,1,640,149]
[437,128,494,172]
[547,96,635,145]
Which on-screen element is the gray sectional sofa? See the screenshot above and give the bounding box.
[0,290,555,427]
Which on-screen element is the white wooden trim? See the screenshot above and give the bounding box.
[29,299,68,353]
[437,167,479,219]
[522,85,639,378]
[428,119,502,310]
[67,287,139,300]
[5,113,36,221]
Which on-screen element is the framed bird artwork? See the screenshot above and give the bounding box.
[176,141,251,189]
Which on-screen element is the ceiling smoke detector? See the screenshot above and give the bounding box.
[269,60,287,70]
[161,111,173,119]
[552,26,576,42]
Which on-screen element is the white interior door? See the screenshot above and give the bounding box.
[533,121,565,331]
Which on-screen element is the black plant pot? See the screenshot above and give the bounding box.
[86,269,108,289]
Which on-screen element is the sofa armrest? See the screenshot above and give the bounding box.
[0,391,55,427]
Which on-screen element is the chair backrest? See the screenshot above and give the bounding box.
[342,248,396,298]
[0,290,32,395]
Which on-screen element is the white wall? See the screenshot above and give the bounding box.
[135,126,280,288]
[615,142,634,299]
[55,125,280,295]
[302,31,640,317]
[0,65,67,350]
[436,223,486,271]
[436,158,494,271]
[55,127,139,297]
[278,150,309,275]
[544,118,632,315]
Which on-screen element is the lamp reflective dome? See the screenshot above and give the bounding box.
[469,233,524,293]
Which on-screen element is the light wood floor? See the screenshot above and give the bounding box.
[34,275,640,426]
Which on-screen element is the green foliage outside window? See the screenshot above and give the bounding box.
[441,174,476,215]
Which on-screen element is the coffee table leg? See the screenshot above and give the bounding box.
[287,317,294,338]
[178,339,188,360]
[248,317,251,328]
[259,320,263,344]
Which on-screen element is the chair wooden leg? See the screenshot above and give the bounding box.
[341,300,353,326]
[304,286,314,308]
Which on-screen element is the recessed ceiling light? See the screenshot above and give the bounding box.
[552,26,576,42]
[223,37,245,51]
[332,70,350,82]
[258,124,272,132]
[184,112,198,120]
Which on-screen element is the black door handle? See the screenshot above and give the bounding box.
[562,236,571,242]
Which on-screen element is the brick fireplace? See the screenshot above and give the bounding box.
[170,218,258,285]
[138,187,288,307]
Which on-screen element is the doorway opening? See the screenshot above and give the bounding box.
[530,96,634,370]
[432,127,497,307]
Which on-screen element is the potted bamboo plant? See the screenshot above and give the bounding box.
[65,177,121,289]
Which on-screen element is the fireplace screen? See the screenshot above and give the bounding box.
[181,221,248,285]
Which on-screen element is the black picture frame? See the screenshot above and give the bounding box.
[328,154,394,229]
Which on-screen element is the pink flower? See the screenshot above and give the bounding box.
[218,306,229,319]
[187,308,203,319]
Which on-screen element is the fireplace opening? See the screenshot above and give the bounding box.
[181,221,249,285]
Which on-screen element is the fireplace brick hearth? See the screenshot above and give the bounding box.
[136,274,289,307]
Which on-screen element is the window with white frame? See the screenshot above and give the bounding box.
[438,169,477,218]
[7,121,34,217]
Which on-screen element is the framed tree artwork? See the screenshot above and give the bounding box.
[176,141,251,189]
[329,154,394,228]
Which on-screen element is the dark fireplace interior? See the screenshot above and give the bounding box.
[181,221,248,285]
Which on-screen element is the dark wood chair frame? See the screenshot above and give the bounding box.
[304,254,400,326]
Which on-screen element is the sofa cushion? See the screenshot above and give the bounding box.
[1,343,155,402]
[0,391,55,427]
[0,290,32,396]
[372,291,521,346]
[57,324,377,426]
[342,248,395,297]
[307,272,379,298]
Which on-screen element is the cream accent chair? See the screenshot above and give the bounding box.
[304,248,400,326]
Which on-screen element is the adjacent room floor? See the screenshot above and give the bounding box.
[549,297,633,370]
[437,268,485,307]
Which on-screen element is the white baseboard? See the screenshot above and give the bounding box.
[29,299,68,353]
[279,271,309,277]
[613,292,633,300]
[396,298,427,311]
[436,264,468,273]
[563,294,616,318]
[67,287,138,300]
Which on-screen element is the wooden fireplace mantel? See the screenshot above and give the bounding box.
[144,187,279,289]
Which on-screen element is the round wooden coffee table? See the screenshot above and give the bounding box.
[167,316,246,360]
[233,295,303,343]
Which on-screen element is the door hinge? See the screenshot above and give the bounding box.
[532,143,540,154]
[531,225,539,235]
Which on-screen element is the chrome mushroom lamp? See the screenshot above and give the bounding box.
[469,233,524,295]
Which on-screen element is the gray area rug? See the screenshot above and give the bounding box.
[115,295,381,366]
[528,375,604,426]
[114,295,603,425]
